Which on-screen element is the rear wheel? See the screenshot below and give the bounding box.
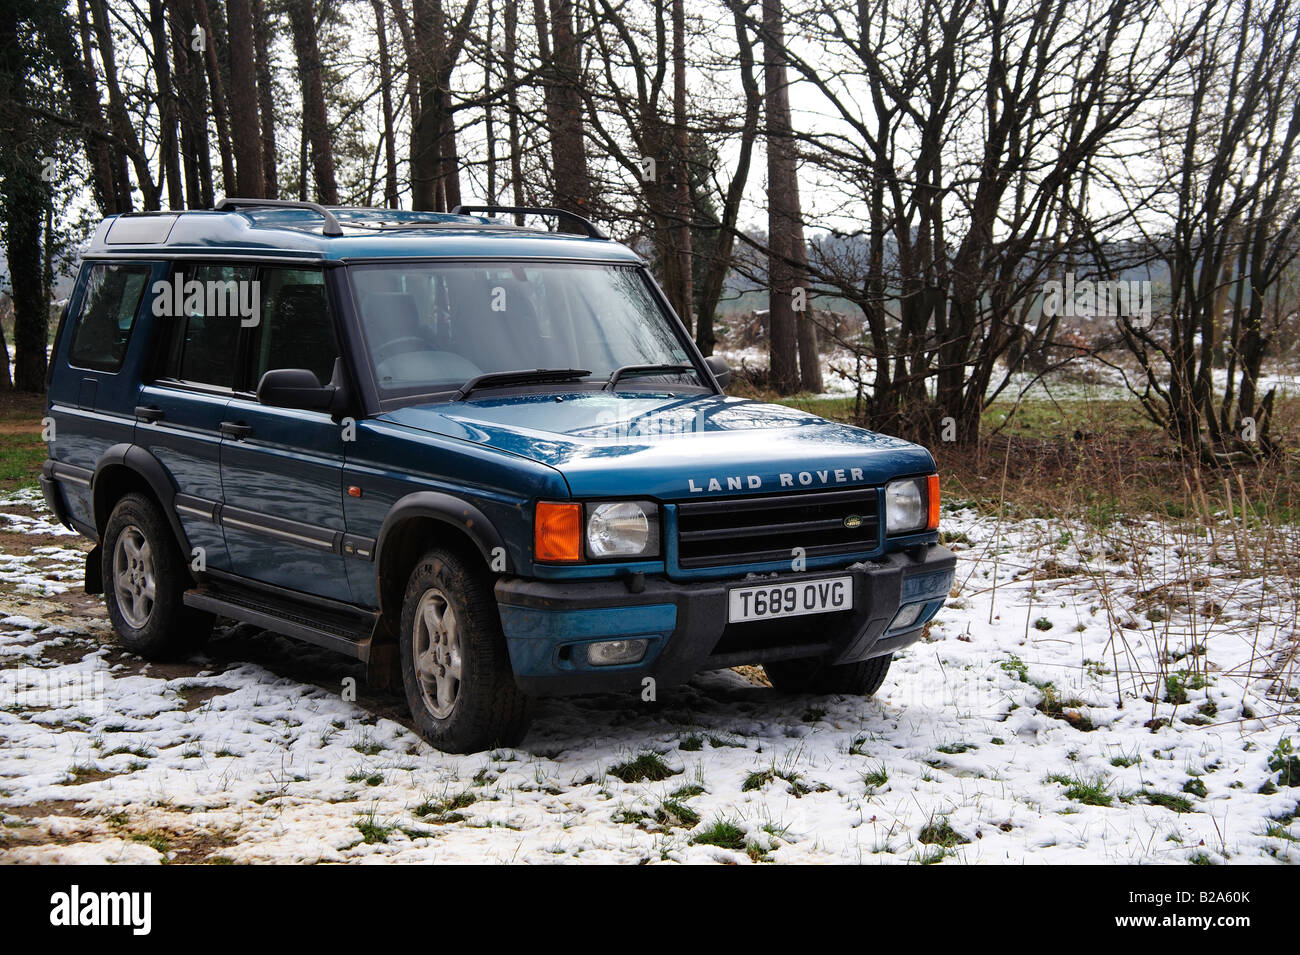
[102,493,212,658]
[764,653,893,696]
[399,547,533,753]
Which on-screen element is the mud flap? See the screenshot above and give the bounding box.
[84,544,103,595]
[365,641,401,692]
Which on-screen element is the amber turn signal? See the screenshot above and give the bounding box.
[535,501,583,562]
[927,473,940,530]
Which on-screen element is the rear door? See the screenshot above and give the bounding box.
[217,267,354,600]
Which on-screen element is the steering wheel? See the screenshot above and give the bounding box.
[372,336,431,364]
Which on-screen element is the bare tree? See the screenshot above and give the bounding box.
[1121,0,1300,458]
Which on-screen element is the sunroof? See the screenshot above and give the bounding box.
[104,214,179,245]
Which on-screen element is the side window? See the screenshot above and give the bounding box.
[154,263,257,389]
[68,264,151,372]
[247,269,339,389]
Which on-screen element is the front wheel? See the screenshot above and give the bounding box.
[399,548,533,753]
[764,653,893,696]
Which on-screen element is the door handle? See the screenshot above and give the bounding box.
[220,421,252,439]
[134,405,164,423]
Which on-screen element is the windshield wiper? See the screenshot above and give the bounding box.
[452,368,592,401]
[605,363,698,391]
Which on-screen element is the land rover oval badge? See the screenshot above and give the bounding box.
[843,514,863,529]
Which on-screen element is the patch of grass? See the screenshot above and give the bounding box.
[1144,791,1195,813]
[1182,777,1208,798]
[1000,656,1030,683]
[608,752,677,783]
[654,800,701,829]
[414,790,474,822]
[130,831,171,855]
[1036,684,1095,730]
[742,769,774,792]
[691,817,747,851]
[917,817,969,848]
[612,807,649,826]
[355,809,394,844]
[1110,750,1142,768]
[1047,773,1114,807]
[678,733,703,752]
[0,393,46,491]
[1033,617,1053,631]
[103,745,154,759]
[1165,673,1190,705]
[1269,738,1299,787]
[671,783,706,799]
[861,763,889,791]
[1264,823,1298,842]
[346,770,384,787]
[936,741,975,755]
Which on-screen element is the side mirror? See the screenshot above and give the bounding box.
[257,368,336,411]
[705,354,731,389]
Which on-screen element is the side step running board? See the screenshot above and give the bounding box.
[184,586,378,661]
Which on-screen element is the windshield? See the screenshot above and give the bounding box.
[348,261,701,401]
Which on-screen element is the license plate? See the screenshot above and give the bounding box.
[727,576,854,623]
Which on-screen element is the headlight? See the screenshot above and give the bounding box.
[885,478,927,534]
[586,501,660,558]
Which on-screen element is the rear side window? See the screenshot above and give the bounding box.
[246,269,339,389]
[68,264,151,372]
[154,264,258,389]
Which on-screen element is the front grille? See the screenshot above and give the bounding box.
[674,486,880,569]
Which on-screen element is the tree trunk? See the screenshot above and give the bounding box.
[194,0,236,194]
[504,0,525,219]
[761,0,799,394]
[287,0,338,203]
[545,0,592,213]
[372,0,400,206]
[251,0,279,197]
[0,3,47,392]
[695,0,761,355]
[670,0,693,331]
[168,0,214,208]
[149,0,185,208]
[225,0,266,197]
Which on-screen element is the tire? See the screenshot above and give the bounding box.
[764,653,893,696]
[101,492,213,658]
[399,547,533,753]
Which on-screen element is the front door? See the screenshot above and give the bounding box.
[217,267,353,601]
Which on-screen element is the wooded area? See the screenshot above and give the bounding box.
[0,0,1297,459]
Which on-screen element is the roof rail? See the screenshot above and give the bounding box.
[215,197,343,236]
[451,205,607,240]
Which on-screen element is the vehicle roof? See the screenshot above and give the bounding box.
[84,207,643,265]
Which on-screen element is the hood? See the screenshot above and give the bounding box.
[379,391,935,500]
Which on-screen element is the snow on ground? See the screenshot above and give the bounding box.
[1,489,1297,864]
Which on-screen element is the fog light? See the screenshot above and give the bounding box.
[888,602,925,631]
[586,639,648,666]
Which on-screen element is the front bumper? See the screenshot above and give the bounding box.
[495,543,956,696]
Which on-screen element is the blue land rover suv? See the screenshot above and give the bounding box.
[42,199,955,752]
